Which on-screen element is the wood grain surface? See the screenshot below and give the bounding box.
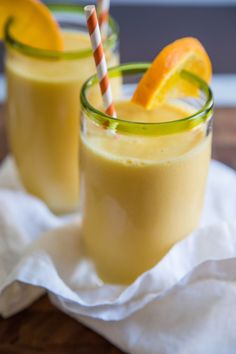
[0,104,235,354]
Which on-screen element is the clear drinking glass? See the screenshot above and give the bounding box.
[5,4,119,213]
[80,63,213,285]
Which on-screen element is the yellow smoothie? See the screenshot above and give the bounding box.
[81,100,212,284]
[6,31,118,213]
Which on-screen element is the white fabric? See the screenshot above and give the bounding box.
[0,157,236,354]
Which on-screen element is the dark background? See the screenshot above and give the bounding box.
[110,5,236,73]
[0,4,236,73]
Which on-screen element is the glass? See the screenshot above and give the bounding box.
[5,4,119,214]
[80,63,213,285]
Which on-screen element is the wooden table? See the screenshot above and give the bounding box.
[0,105,235,354]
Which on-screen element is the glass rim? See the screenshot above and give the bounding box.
[4,3,119,60]
[80,63,214,136]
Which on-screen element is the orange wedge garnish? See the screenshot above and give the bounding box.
[0,0,64,51]
[132,37,212,109]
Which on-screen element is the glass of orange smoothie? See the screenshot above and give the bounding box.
[80,63,213,285]
[5,4,119,213]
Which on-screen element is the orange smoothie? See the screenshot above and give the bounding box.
[6,31,118,213]
[81,100,212,284]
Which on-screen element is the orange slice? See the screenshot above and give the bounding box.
[132,37,212,109]
[0,0,64,50]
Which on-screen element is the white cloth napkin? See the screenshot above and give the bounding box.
[1,157,236,354]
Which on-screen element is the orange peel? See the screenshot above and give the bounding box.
[132,37,212,109]
[0,0,63,51]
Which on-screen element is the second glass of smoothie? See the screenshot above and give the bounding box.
[5,4,119,213]
[80,63,213,285]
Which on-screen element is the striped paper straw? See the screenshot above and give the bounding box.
[84,5,116,118]
[97,0,110,37]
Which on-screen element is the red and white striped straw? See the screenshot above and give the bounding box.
[84,5,116,118]
[97,0,110,37]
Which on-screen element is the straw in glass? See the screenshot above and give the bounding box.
[97,0,110,38]
[84,5,116,118]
